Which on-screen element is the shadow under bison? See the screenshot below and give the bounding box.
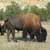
[4,13,47,42]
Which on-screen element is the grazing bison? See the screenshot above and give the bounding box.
[4,13,47,42]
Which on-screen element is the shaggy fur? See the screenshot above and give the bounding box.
[4,13,47,42]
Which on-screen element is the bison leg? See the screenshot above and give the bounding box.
[12,29,15,41]
[30,33,34,40]
[23,31,27,39]
[23,27,28,39]
[7,30,11,42]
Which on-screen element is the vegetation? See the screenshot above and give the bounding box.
[5,1,21,17]
[0,9,5,20]
[0,1,50,21]
[47,2,50,20]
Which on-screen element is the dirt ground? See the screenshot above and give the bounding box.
[0,22,50,50]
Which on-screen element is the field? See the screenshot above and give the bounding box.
[0,22,50,50]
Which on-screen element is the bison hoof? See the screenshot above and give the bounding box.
[1,33,4,35]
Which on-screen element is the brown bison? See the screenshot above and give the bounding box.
[4,13,47,42]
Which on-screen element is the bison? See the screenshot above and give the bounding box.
[4,13,47,42]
